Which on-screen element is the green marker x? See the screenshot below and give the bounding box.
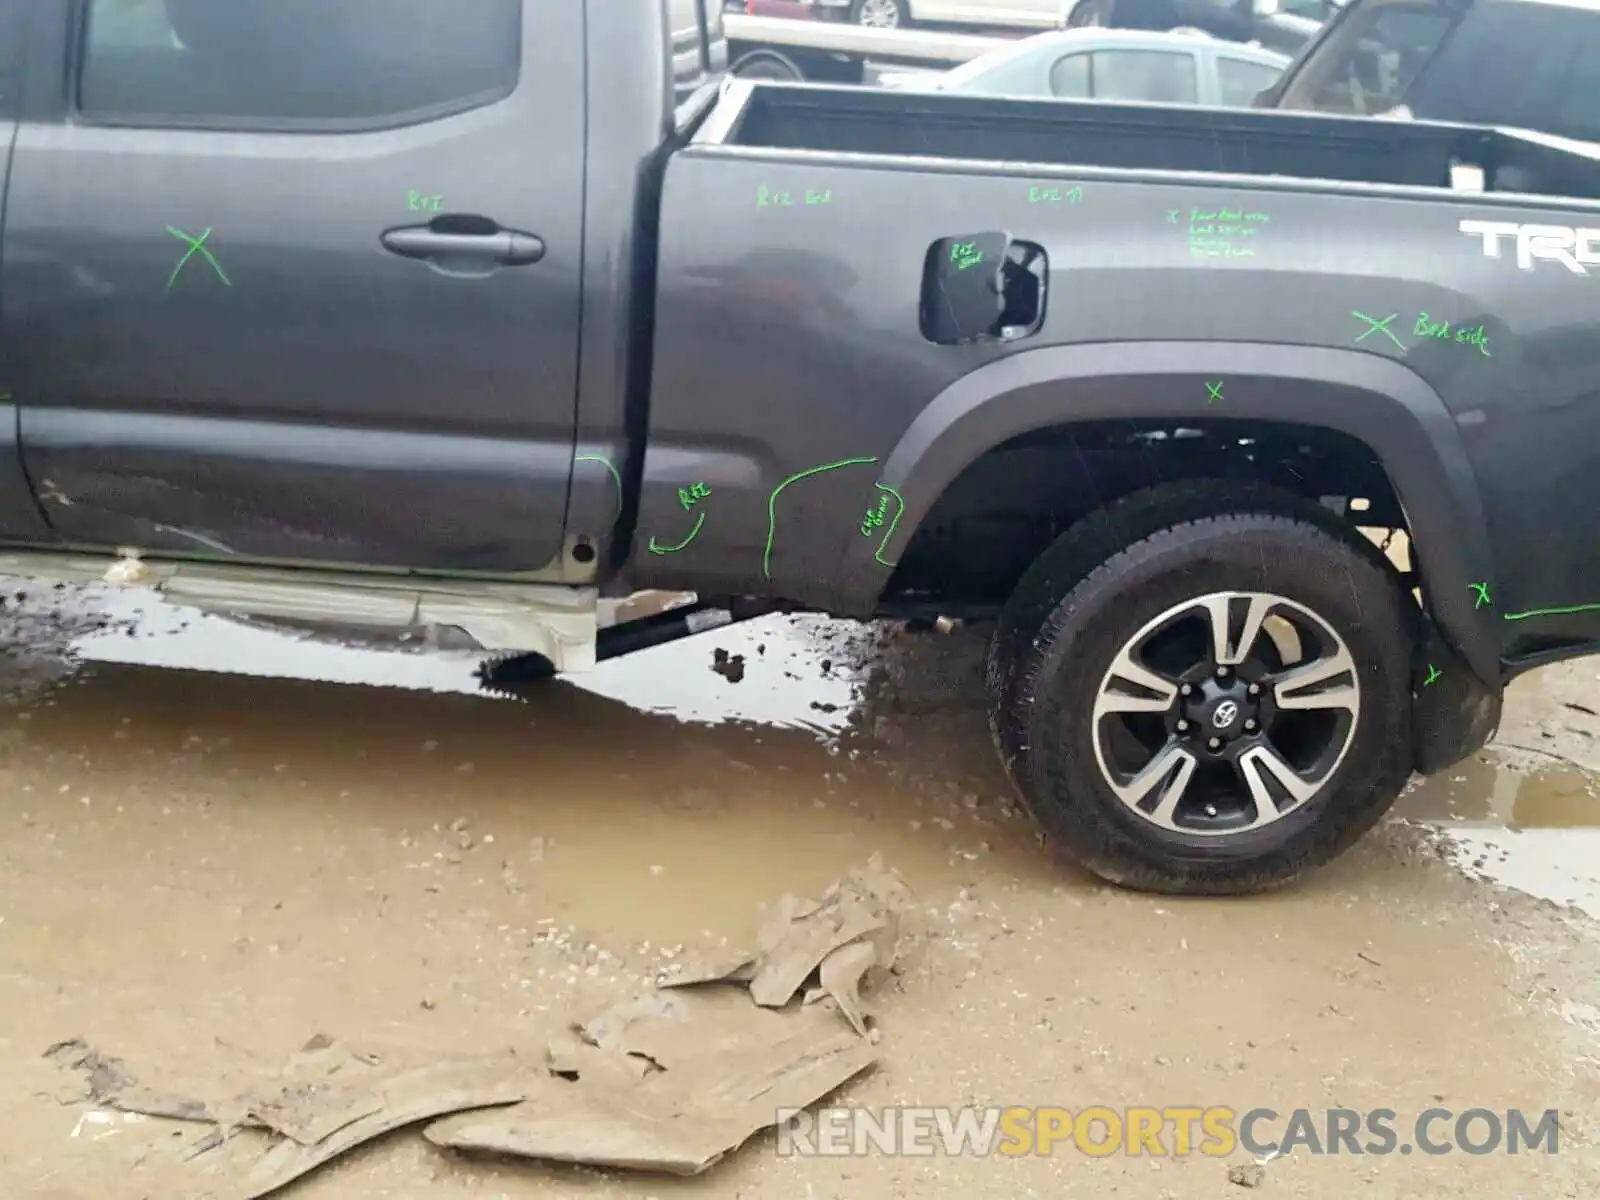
[1351,310,1403,350]
[166,226,231,291]
[1205,380,1223,405]
[1470,581,1491,609]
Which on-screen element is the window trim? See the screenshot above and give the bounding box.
[69,0,525,135]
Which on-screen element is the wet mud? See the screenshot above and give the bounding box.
[2,580,1600,1197]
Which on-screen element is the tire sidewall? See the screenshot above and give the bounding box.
[1015,516,1411,879]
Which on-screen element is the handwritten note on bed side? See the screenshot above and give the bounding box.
[1183,207,1270,259]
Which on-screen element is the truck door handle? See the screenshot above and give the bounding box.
[379,223,546,272]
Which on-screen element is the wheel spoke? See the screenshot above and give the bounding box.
[1237,743,1322,825]
[1272,647,1359,714]
[1199,592,1275,667]
[1093,645,1180,717]
[1147,749,1200,828]
[1109,742,1198,819]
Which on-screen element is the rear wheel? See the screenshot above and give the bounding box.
[730,51,806,80]
[990,504,1414,894]
[851,0,910,27]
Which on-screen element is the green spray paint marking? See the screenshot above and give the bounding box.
[575,454,623,517]
[1470,581,1491,609]
[648,512,705,556]
[1205,380,1223,405]
[1424,664,1442,687]
[1351,311,1403,350]
[166,226,230,291]
[871,483,904,567]
[1504,602,1600,622]
[763,457,879,580]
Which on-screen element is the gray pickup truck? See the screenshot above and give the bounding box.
[4,0,1600,894]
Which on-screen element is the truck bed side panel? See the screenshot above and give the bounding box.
[639,144,1600,678]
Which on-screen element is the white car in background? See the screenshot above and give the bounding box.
[878,27,1289,105]
[802,0,1064,30]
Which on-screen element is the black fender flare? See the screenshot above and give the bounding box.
[844,341,1500,688]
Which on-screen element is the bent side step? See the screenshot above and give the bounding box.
[0,549,599,672]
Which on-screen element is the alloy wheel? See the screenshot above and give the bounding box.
[1089,591,1361,835]
[856,0,903,27]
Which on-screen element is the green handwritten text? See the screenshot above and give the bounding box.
[950,241,984,271]
[860,493,890,537]
[757,186,795,209]
[1187,206,1269,260]
[407,189,444,213]
[1415,312,1492,357]
[1029,185,1082,205]
[677,481,712,511]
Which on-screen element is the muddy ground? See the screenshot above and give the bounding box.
[3,581,1600,1198]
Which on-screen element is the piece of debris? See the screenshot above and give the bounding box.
[710,648,746,683]
[1228,1162,1267,1188]
[660,853,908,1032]
[425,985,874,1176]
[43,1038,251,1127]
[244,1056,539,1199]
[43,860,909,1194]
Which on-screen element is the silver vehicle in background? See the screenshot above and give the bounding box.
[802,0,1063,29]
[878,27,1289,104]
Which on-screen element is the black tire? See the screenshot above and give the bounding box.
[991,498,1414,895]
[987,480,1303,759]
[850,0,910,27]
[730,52,805,80]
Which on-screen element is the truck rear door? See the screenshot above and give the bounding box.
[2,0,586,574]
[0,1,53,548]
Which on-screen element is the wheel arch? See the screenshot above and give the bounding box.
[850,341,1499,687]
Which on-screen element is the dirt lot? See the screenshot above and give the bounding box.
[3,581,1600,1198]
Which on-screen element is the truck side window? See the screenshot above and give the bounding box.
[1506,13,1600,143]
[1404,2,1547,127]
[1277,0,1457,115]
[77,0,521,128]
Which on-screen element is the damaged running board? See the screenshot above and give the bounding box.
[0,549,599,672]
